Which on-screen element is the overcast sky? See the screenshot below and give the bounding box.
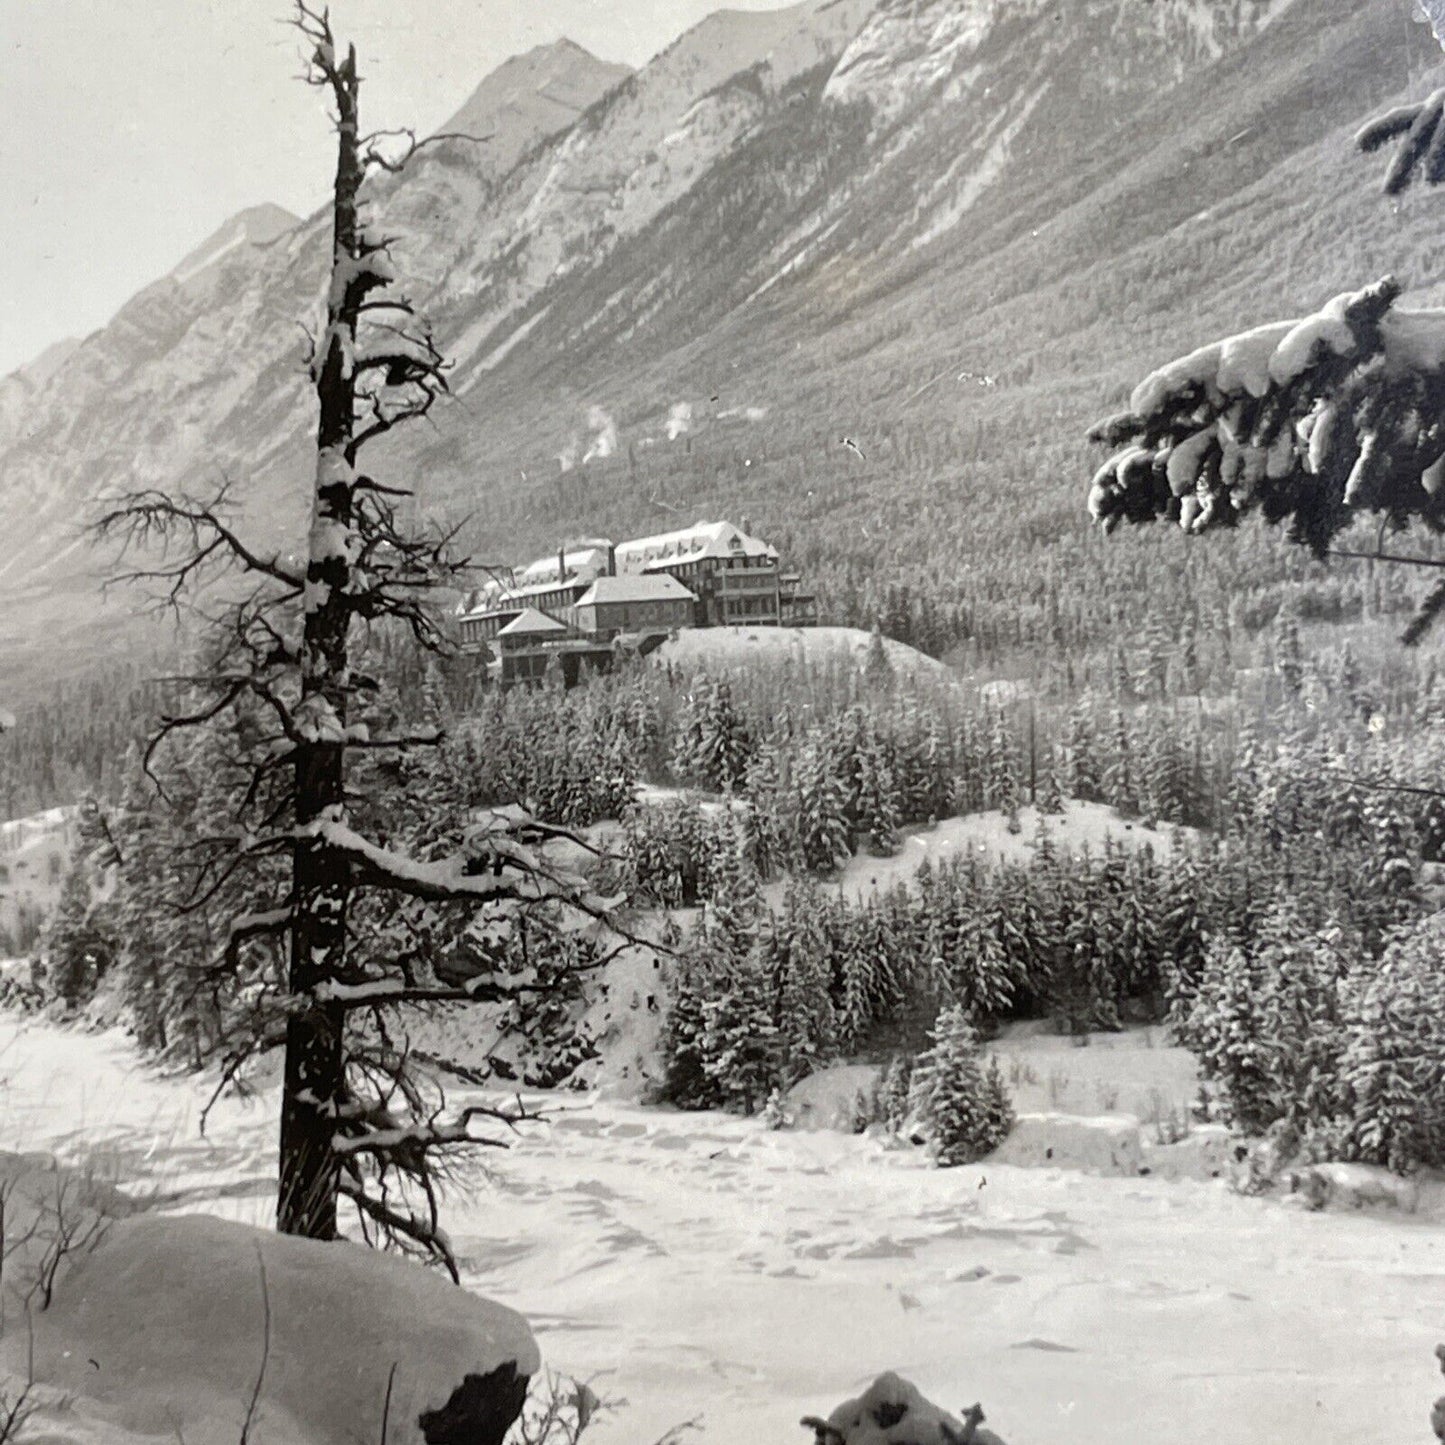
[0,0,797,377]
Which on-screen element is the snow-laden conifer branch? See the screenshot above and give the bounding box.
[200,1026,290,1135]
[1356,86,1445,193]
[1089,87,1445,641]
[1087,277,1445,560]
[223,906,295,957]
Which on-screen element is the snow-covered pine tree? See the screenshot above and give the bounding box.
[110,753,171,1051]
[1185,936,1278,1134]
[1341,912,1445,1171]
[1036,743,1066,816]
[792,740,852,875]
[769,880,837,1077]
[877,1053,914,1134]
[699,950,781,1115]
[863,627,896,692]
[1273,613,1306,699]
[908,1005,1014,1167]
[43,859,109,1010]
[671,674,754,793]
[983,706,1019,814]
[855,734,901,857]
[1160,831,1212,1028]
[1137,717,1183,829]
[1060,699,1101,803]
[1100,708,1135,816]
[740,743,791,879]
[1135,612,1171,700]
[660,927,721,1111]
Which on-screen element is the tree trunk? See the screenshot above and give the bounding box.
[278,41,362,1242]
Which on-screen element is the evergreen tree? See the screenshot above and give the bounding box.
[1340,912,1445,1172]
[740,744,790,879]
[876,1053,915,1134]
[1273,613,1305,699]
[660,937,721,1111]
[1087,90,1445,644]
[792,741,851,874]
[699,950,781,1115]
[983,706,1019,813]
[1100,708,1135,815]
[1036,744,1066,816]
[767,883,837,1079]
[44,861,110,1010]
[855,736,901,857]
[1060,700,1101,803]
[672,674,754,793]
[908,1005,1014,1167]
[1185,938,1278,1134]
[111,758,171,1051]
[863,628,896,692]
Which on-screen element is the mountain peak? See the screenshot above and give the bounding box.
[170,204,300,286]
[435,40,632,173]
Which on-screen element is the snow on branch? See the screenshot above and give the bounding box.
[331,1102,525,1161]
[1357,85,1445,194]
[307,817,621,919]
[1087,277,1445,560]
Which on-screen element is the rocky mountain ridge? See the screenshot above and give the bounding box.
[1,0,1440,697]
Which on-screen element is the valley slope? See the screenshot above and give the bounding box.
[1,0,1440,697]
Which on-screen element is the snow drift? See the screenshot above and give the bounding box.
[0,1154,539,1445]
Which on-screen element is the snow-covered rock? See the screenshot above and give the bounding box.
[785,1063,882,1131]
[989,1112,1143,1176]
[806,1371,1007,1445]
[2,1207,539,1445]
[1287,1161,1422,1214]
[1140,1123,1237,1182]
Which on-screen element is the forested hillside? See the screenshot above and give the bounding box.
[3,0,1443,706]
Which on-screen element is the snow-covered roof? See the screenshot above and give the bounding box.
[517,543,611,588]
[496,607,569,638]
[575,574,696,607]
[458,575,587,618]
[613,520,776,572]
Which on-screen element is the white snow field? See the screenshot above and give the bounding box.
[0,1017,1439,1444]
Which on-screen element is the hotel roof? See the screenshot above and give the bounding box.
[574,574,696,607]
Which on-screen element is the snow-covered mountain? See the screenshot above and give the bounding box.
[170,204,301,286]
[0,0,1438,695]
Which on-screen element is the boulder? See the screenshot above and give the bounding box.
[1286,1161,1420,1213]
[1,1209,538,1445]
[803,1372,1006,1445]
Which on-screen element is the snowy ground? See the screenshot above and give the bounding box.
[0,1019,1439,1443]
[651,625,953,681]
[835,800,1186,903]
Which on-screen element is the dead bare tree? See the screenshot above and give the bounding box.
[93,3,618,1279]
